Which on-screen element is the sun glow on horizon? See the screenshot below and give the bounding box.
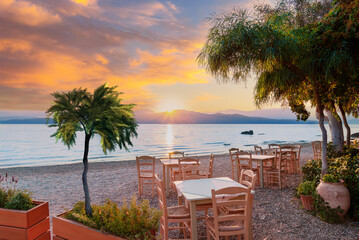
[156,99,184,113]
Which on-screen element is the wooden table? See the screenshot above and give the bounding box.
[160,158,199,196]
[174,177,254,240]
[239,154,276,188]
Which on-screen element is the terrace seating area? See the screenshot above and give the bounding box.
[136,145,303,239]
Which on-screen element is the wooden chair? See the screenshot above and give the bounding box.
[136,156,155,198]
[172,157,199,184]
[229,148,240,180]
[236,151,260,186]
[208,154,214,178]
[169,151,185,188]
[180,164,212,219]
[181,165,209,180]
[218,170,257,215]
[254,145,263,155]
[254,145,273,169]
[312,141,322,160]
[206,186,252,240]
[279,146,296,174]
[155,175,191,240]
[239,169,257,190]
[268,143,280,149]
[293,144,302,173]
[265,150,287,189]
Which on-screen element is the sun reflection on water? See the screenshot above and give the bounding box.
[166,124,174,150]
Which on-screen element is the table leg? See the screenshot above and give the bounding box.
[166,166,170,196]
[249,193,254,239]
[190,201,198,240]
[259,161,264,188]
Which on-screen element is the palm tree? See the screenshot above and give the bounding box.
[46,84,138,216]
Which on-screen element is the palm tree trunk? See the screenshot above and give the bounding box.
[83,134,92,216]
[338,104,351,147]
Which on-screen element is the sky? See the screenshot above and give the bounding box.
[0,0,282,114]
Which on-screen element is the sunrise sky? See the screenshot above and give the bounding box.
[0,0,280,114]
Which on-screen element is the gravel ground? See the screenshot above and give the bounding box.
[2,143,359,239]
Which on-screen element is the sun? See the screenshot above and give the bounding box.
[156,99,184,113]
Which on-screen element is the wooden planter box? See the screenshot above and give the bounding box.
[0,200,50,240]
[53,213,126,240]
[53,213,157,240]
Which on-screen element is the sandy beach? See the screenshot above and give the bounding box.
[2,143,358,239]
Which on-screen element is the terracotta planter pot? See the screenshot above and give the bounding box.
[0,200,50,240]
[300,195,314,211]
[316,180,351,216]
[53,213,126,240]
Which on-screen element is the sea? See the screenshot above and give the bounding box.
[1,124,358,168]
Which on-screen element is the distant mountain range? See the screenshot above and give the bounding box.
[133,109,315,124]
[0,109,315,124]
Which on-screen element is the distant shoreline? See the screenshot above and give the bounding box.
[0,118,317,124]
[0,142,312,171]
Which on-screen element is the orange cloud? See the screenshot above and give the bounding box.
[0,0,61,26]
[71,0,97,6]
[193,93,221,102]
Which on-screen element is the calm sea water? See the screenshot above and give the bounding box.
[1,124,358,168]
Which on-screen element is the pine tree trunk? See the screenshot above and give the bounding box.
[83,134,92,216]
[339,104,351,147]
[325,109,344,152]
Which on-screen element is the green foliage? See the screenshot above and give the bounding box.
[46,84,138,153]
[0,173,34,211]
[4,192,34,211]
[65,196,161,240]
[301,147,359,220]
[321,174,339,183]
[312,193,343,223]
[297,180,317,196]
[301,159,322,182]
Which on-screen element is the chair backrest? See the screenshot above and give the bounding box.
[279,145,294,160]
[229,148,240,162]
[169,151,185,159]
[274,149,287,170]
[268,143,280,149]
[155,174,167,220]
[178,157,199,180]
[208,154,214,178]
[211,186,251,236]
[239,169,257,190]
[229,148,240,179]
[312,141,322,160]
[136,156,155,178]
[236,151,255,170]
[254,145,263,155]
[293,144,301,161]
[181,165,209,180]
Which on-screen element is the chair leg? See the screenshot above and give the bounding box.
[138,179,141,198]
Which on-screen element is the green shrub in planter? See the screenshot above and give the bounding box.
[297,181,317,196]
[321,174,340,183]
[65,196,162,240]
[301,159,321,182]
[0,173,34,211]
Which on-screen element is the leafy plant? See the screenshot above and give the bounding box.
[322,174,340,183]
[312,193,343,224]
[0,173,34,211]
[4,191,34,211]
[301,159,321,182]
[65,196,161,240]
[297,181,317,196]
